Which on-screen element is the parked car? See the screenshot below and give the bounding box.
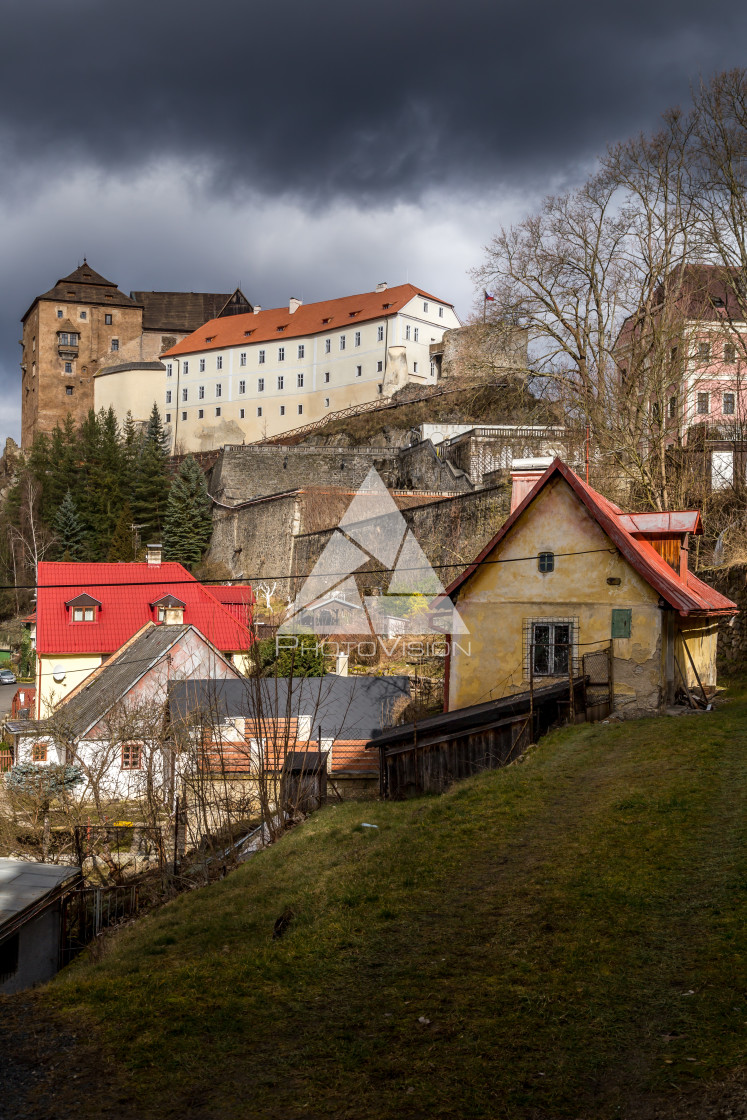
[0,669,17,685]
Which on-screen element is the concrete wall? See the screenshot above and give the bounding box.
[0,905,62,994]
[94,362,166,427]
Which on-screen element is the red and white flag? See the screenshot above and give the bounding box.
[484,290,496,302]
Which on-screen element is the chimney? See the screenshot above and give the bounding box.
[334,652,349,676]
[289,297,302,314]
[376,282,388,293]
[510,458,553,513]
[253,304,262,315]
[163,604,184,625]
[146,543,162,567]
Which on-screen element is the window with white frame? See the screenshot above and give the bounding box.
[184,361,189,374]
[182,411,187,421]
[258,378,264,392]
[526,618,576,677]
[354,331,361,347]
[377,360,383,372]
[414,328,419,342]
[182,388,188,402]
[356,365,362,377]
[240,408,245,418]
[280,405,285,415]
[215,406,221,416]
[240,352,247,366]
[377,325,384,341]
[324,371,330,383]
[259,350,265,364]
[165,412,171,423]
[405,325,411,340]
[72,607,95,622]
[324,397,330,407]
[198,409,203,419]
[297,373,304,387]
[339,335,346,350]
[216,383,222,398]
[166,390,172,404]
[64,361,72,374]
[298,344,305,359]
[111,338,119,351]
[325,338,331,354]
[166,363,173,377]
[257,406,263,417]
[430,362,436,376]
[438,307,443,318]
[199,385,205,399]
[423,301,429,312]
[277,375,284,389]
[217,355,223,369]
[413,362,418,373]
[199,358,205,372]
[57,309,63,318]
[239,380,246,394]
[298,404,303,414]
[278,347,285,361]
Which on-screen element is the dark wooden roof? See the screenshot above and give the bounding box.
[23,261,140,321]
[131,288,253,332]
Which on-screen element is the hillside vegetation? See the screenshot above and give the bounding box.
[6,687,747,1119]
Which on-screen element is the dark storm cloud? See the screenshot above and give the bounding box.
[1,0,746,204]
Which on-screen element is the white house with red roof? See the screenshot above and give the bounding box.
[34,546,253,718]
[99,282,460,453]
[442,459,737,717]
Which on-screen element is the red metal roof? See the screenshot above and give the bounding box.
[444,459,737,617]
[209,585,254,629]
[162,283,453,357]
[36,562,253,655]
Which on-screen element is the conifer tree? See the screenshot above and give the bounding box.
[163,455,213,566]
[54,489,85,560]
[132,404,171,546]
[106,501,137,561]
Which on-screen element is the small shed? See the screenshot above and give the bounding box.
[281,751,328,814]
[0,859,82,993]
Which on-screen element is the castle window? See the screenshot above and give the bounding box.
[339,335,346,351]
[378,383,383,394]
[324,371,330,383]
[325,338,331,354]
[277,376,284,390]
[724,392,736,415]
[278,347,285,362]
[57,309,63,319]
[165,412,171,423]
[697,392,710,414]
[414,328,419,342]
[166,363,173,377]
[80,311,87,320]
[405,325,411,340]
[105,313,112,325]
[199,386,204,399]
[240,352,247,366]
[439,307,443,318]
[280,405,286,416]
[297,373,304,387]
[215,407,221,417]
[199,358,205,372]
[240,408,245,418]
[298,344,305,359]
[354,331,361,347]
[58,332,79,346]
[166,391,172,404]
[111,339,119,351]
[377,325,384,341]
[258,378,265,392]
[65,386,73,396]
[182,411,187,421]
[181,388,188,402]
[64,362,72,374]
[413,362,418,373]
[298,404,303,414]
[216,355,223,370]
[259,350,265,364]
[377,360,383,372]
[216,384,222,398]
[325,397,330,407]
[198,409,204,419]
[356,365,362,378]
[423,302,429,312]
[239,380,246,394]
[257,406,263,417]
[183,361,189,374]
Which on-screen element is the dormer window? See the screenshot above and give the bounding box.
[151,594,186,624]
[66,593,101,622]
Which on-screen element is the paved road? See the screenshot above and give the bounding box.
[0,682,19,718]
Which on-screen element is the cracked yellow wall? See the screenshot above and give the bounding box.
[448,475,666,714]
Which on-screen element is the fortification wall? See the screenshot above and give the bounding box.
[698,564,744,664]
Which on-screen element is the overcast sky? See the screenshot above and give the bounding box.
[3,0,747,443]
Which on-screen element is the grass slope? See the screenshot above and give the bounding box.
[36,691,747,1118]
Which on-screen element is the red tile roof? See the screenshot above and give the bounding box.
[162,283,453,357]
[36,562,253,655]
[444,459,737,617]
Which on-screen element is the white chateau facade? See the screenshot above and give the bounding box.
[95,282,460,452]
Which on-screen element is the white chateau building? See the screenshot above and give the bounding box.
[94,282,460,452]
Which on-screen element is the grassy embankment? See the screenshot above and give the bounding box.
[39,686,747,1118]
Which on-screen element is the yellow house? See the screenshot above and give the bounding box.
[444,460,737,718]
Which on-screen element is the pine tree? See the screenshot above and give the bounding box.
[54,489,85,560]
[132,404,171,546]
[106,501,137,561]
[163,455,213,567]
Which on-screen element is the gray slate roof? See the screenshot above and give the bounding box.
[132,289,252,332]
[169,674,411,742]
[40,623,194,741]
[0,858,80,932]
